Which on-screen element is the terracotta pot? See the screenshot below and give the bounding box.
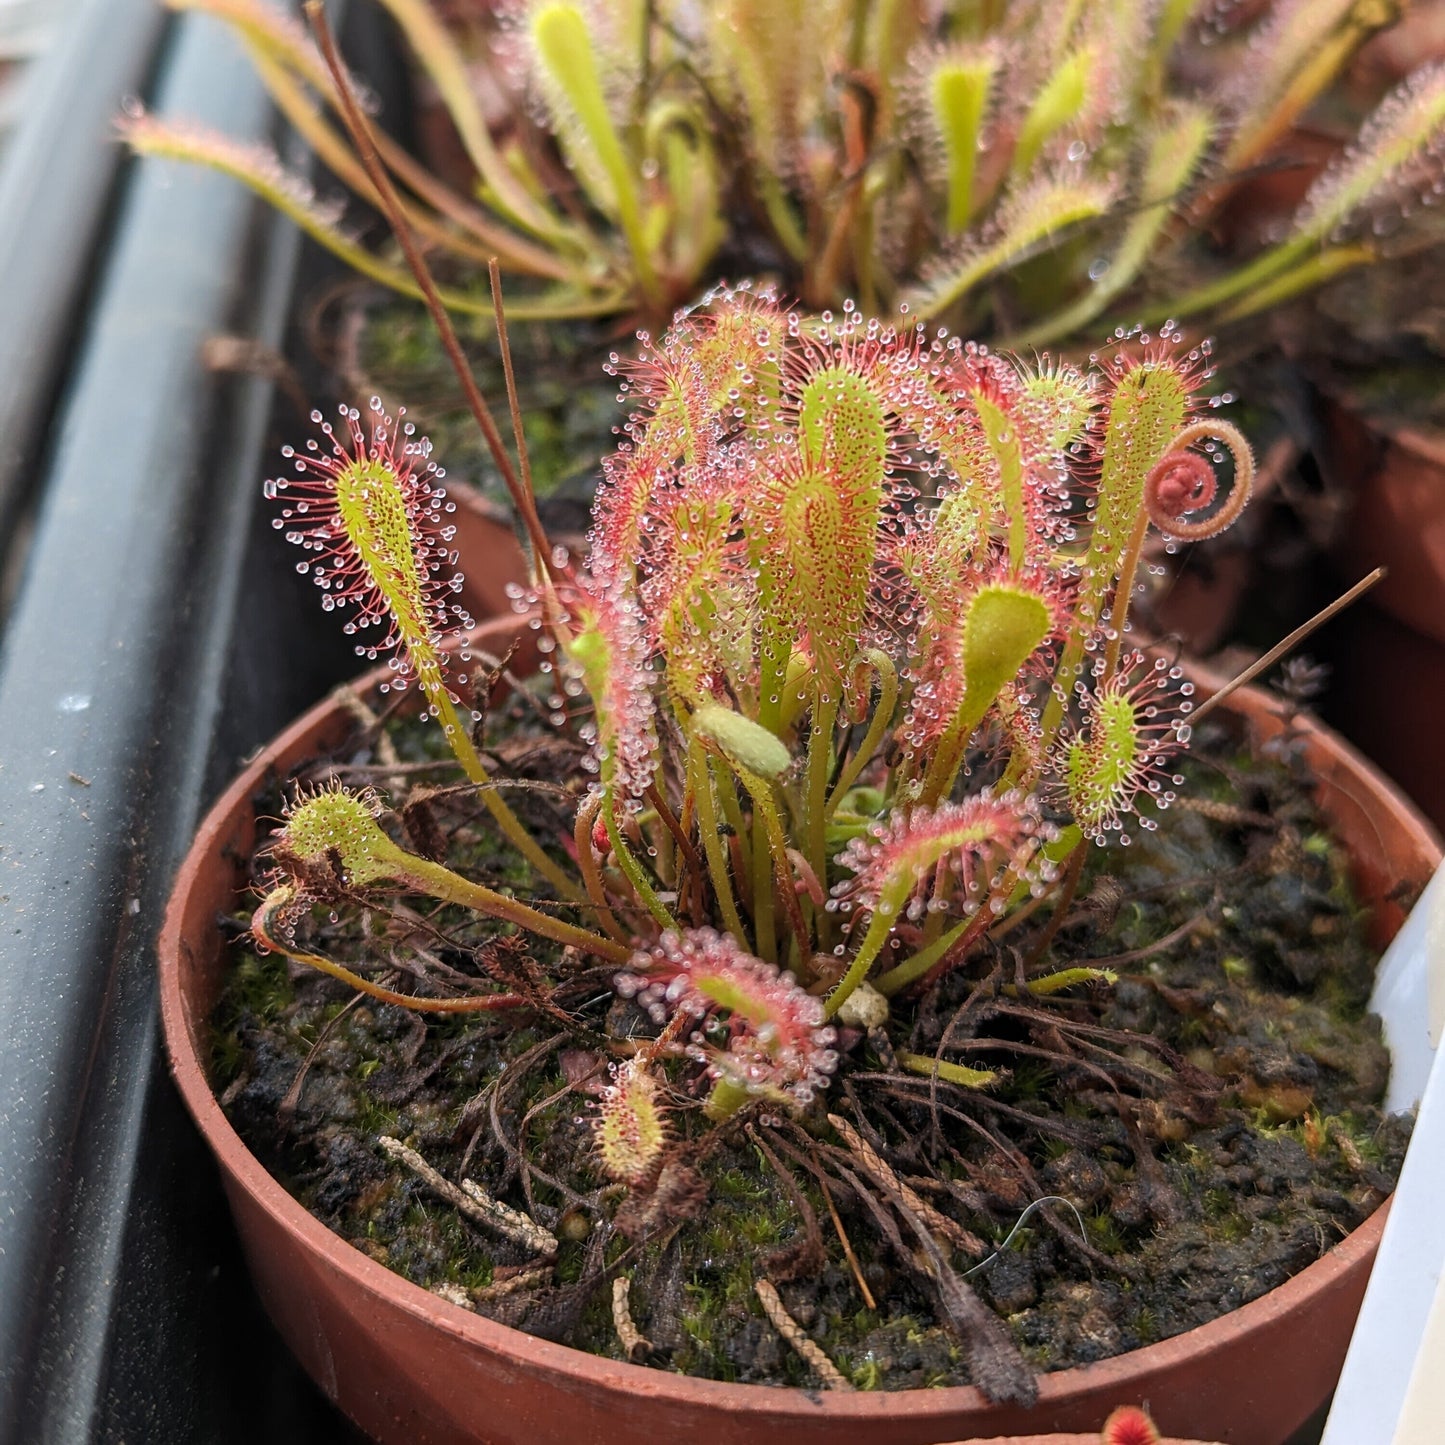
[1322,598,1445,835]
[1330,416,1445,649]
[446,480,529,624]
[1209,126,1341,254]
[159,626,1441,1445]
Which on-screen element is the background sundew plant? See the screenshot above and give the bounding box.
[125,0,1445,338]
[249,289,1258,1401]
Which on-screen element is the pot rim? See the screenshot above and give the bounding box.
[158,618,1439,1424]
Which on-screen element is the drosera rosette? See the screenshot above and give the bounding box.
[243,270,1282,1402]
[253,286,1259,1079]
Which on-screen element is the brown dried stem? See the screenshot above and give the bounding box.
[304,2,558,586]
[378,1135,559,1255]
[1189,568,1386,726]
[611,1276,651,1361]
[827,1113,984,1257]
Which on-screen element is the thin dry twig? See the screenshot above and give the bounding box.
[305,2,558,585]
[747,1125,826,1281]
[828,1113,985,1257]
[1050,910,1210,973]
[753,1280,854,1392]
[487,1035,593,1212]
[767,1130,876,1310]
[279,990,367,1120]
[611,1276,651,1362]
[378,1135,559,1255]
[1188,567,1385,725]
[473,1264,552,1303]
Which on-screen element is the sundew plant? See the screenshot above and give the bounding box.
[125,0,1445,336]
[252,288,1256,1401]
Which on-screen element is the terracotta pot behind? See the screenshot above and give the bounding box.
[1330,411,1445,649]
[159,627,1440,1445]
[1324,600,1445,835]
[446,482,528,623]
[447,480,590,625]
[1315,407,1445,831]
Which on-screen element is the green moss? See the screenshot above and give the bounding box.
[357,300,620,505]
[850,1356,885,1390]
[210,951,295,1084]
[555,1238,587,1285]
[1084,1210,1127,1255]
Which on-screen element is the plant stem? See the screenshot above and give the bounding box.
[689,740,750,947]
[823,879,909,1019]
[373,0,579,247]
[309,3,593,902]
[1018,845,1085,973]
[1102,510,1150,680]
[604,793,679,931]
[713,764,751,876]
[703,1076,754,1121]
[1002,966,1116,998]
[751,831,777,963]
[421,664,580,899]
[826,650,898,817]
[647,780,701,883]
[735,766,811,966]
[391,844,630,961]
[1138,234,1311,325]
[874,906,993,998]
[574,790,629,942]
[241,42,570,278]
[1188,567,1386,726]
[873,915,971,997]
[805,684,842,911]
[895,1050,995,1089]
[1217,244,1374,324]
[254,885,535,1011]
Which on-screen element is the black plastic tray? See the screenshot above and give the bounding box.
[0,4,389,1439]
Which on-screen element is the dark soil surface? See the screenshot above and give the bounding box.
[211,692,1412,1394]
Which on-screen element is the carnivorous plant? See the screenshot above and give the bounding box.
[251,288,1255,1404]
[126,0,1445,337]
